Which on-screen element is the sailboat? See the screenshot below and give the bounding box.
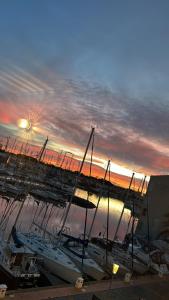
[15,231,82,283]
[61,234,106,280]
[87,241,129,276]
[0,138,51,288]
[111,241,149,274]
[16,128,106,282]
[0,233,40,289]
[13,134,93,284]
[58,128,105,280]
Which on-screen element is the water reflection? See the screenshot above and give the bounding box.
[0,188,131,241]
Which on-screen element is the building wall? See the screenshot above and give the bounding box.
[136,175,169,240]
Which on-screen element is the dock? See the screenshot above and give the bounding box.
[5,274,169,300]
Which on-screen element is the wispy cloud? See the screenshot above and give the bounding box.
[0,65,169,178]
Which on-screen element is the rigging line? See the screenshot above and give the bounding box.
[106,161,111,265]
[43,203,54,238]
[2,201,18,234]
[82,131,95,270]
[131,191,135,272]
[60,205,67,224]
[138,177,143,192]
[29,199,40,231]
[31,200,46,230]
[145,181,151,259]
[36,202,47,233]
[125,175,146,237]
[113,172,135,242]
[7,138,49,242]
[88,159,111,240]
[40,203,50,234]
[0,198,16,227]
[0,199,10,223]
[18,196,30,230]
[125,214,132,236]
[140,175,147,196]
[44,205,62,236]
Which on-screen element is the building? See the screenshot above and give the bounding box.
[136,175,169,240]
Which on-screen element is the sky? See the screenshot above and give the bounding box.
[0,0,169,185]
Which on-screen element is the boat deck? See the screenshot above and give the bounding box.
[5,274,169,300]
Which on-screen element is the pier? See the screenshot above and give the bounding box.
[5,275,169,300]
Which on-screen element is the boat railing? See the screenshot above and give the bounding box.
[112,247,132,265]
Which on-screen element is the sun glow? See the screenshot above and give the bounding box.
[18,118,31,130]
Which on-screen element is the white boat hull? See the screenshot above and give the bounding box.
[17,232,82,284]
[62,246,105,280]
[39,254,81,283]
[87,244,129,276]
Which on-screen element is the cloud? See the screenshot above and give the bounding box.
[0,66,169,178]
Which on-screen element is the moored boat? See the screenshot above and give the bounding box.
[61,235,106,280]
[0,239,40,289]
[15,231,82,283]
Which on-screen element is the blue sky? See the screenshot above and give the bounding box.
[0,0,169,178]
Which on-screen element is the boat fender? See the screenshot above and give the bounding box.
[75,277,84,289]
[0,284,7,299]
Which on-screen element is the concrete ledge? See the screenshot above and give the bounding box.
[5,275,169,300]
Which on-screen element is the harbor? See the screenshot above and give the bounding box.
[0,129,169,300]
[0,1,169,298]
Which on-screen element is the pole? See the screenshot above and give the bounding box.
[106,163,111,265]
[131,192,135,272]
[57,127,95,246]
[140,175,147,195]
[38,137,48,162]
[88,160,111,240]
[5,136,10,152]
[82,133,95,270]
[113,172,135,241]
[7,199,25,243]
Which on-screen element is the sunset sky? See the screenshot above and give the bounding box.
[0,1,169,186]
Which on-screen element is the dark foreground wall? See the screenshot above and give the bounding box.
[56,280,169,300]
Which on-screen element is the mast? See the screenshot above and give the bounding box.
[88,159,111,240]
[57,127,95,246]
[38,137,48,162]
[7,198,26,243]
[140,175,147,195]
[146,181,150,258]
[106,163,111,265]
[113,172,135,241]
[131,186,135,272]
[7,137,49,242]
[82,132,95,270]
[125,175,147,236]
[5,136,10,152]
[68,153,74,170]
[60,151,67,168]
[11,138,17,153]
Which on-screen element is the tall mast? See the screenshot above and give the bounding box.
[140,175,147,195]
[82,132,95,270]
[38,136,48,162]
[88,159,111,240]
[5,136,10,152]
[113,172,135,241]
[57,127,95,246]
[106,163,111,265]
[7,137,49,242]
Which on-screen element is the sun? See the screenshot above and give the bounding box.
[17,118,32,131]
[17,106,42,140]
